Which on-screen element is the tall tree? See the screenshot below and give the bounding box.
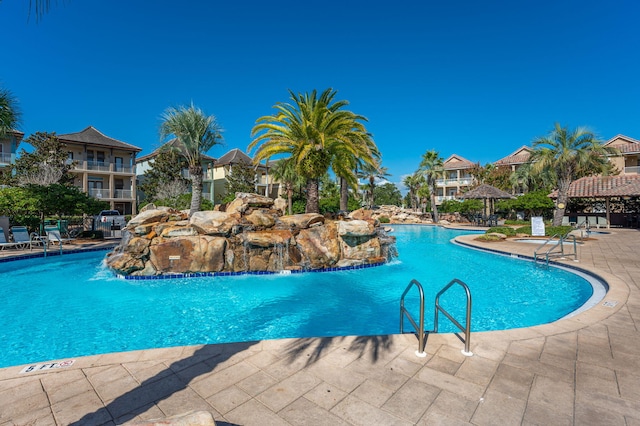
[358,163,389,208]
[249,88,378,214]
[159,103,223,217]
[0,87,21,138]
[13,132,76,186]
[139,150,189,201]
[529,123,618,226]
[418,150,444,222]
[222,161,256,203]
[269,158,303,215]
[402,172,425,211]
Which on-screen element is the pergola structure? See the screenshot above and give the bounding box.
[550,175,640,228]
[462,184,515,224]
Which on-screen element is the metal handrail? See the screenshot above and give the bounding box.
[399,279,427,357]
[534,233,578,265]
[434,279,473,356]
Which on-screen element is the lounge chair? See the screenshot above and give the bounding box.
[11,226,46,250]
[44,225,73,246]
[0,227,20,250]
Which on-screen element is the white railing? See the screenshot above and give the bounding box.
[89,188,109,198]
[436,195,457,202]
[201,193,212,201]
[113,189,133,199]
[86,161,110,172]
[436,178,473,187]
[0,152,11,164]
[625,166,640,174]
[114,165,133,174]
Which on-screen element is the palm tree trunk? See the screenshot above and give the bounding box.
[287,186,293,215]
[306,178,320,214]
[339,177,349,212]
[553,177,571,226]
[189,165,203,217]
[430,190,439,223]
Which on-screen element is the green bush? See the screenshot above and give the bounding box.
[515,225,573,237]
[476,234,504,242]
[485,226,516,236]
[378,216,390,223]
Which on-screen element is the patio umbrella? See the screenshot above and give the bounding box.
[462,184,515,218]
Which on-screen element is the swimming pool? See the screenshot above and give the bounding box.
[0,226,600,368]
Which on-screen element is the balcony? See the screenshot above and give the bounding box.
[624,166,640,174]
[436,195,458,203]
[113,189,133,199]
[89,188,108,198]
[86,161,111,172]
[113,165,134,174]
[436,178,473,187]
[0,152,11,165]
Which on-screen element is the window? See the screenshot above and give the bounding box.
[97,151,105,164]
[115,157,123,172]
[87,150,94,163]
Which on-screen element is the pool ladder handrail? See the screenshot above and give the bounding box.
[399,279,426,357]
[400,278,473,357]
[533,233,578,265]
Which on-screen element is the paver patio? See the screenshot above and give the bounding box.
[0,228,638,425]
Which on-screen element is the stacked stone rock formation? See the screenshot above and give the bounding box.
[106,193,397,276]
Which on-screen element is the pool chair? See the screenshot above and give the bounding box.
[0,227,21,250]
[11,226,46,250]
[44,225,73,246]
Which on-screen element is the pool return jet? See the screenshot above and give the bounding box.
[400,278,473,358]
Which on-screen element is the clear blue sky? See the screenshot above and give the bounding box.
[3,0,639,190]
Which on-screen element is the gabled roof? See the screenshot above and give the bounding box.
[494,146,532,166]
[549,175,640,198]
[136,138,216,163]
[215,148,253,166]
[603,134,640,154]
[442,154,475,170]
[58,126,142,152]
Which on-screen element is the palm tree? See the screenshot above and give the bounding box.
[402,172,425,211]
[249,88,377,214]
[159,103,223,217]
[418,150,444,222]
[269,157,304,215]
[529,123,618,226]
[0,87,21,138]
[358,163,389,208]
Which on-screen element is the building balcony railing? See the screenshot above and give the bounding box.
[436,178,473,187]
[88,188,108,198]
[113,165,134,174]
[113,189,133,199]
[624,166,640,174]
[436,195,458,203]
[0,152,12,164]
[86,161,111,172]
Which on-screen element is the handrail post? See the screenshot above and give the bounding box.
[434,278,473,356]
[400,279,426,357]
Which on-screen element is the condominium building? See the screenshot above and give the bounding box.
[0,130,23,178]
[58,126,142,215]
[435,154,475,204]
[604,134,640,175]
[493,146,533,195]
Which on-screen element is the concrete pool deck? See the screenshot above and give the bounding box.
[0,228,639,425]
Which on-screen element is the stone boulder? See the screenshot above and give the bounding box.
[149,236,227,274]
[278,213,324,229]
[189,211,240,236]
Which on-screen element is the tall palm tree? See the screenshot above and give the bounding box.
[402,172,425,211]
[529,123,618,226]
[358,163,389,208]
[418,150,444,222]
[159,103,223,217]
[249,88,377,214]
[269,157,304,215]
[0,87,22,138]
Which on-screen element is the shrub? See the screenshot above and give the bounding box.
[485,226,516,236]
[515,225,573,237]
[476,234,504,242]
[378,216,390,223]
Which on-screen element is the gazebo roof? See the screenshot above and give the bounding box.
[462,184,515,200]
[549,175,640,198]
[137,138,216,163]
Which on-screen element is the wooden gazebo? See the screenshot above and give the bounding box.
[462,184,515,224]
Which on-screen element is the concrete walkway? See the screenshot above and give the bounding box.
[0,229,639,425]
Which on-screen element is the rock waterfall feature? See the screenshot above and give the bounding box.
[106,193,397,277]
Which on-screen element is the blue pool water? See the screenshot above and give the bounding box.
[0,226,597,368]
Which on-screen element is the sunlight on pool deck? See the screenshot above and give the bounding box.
[1,228,639,425]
